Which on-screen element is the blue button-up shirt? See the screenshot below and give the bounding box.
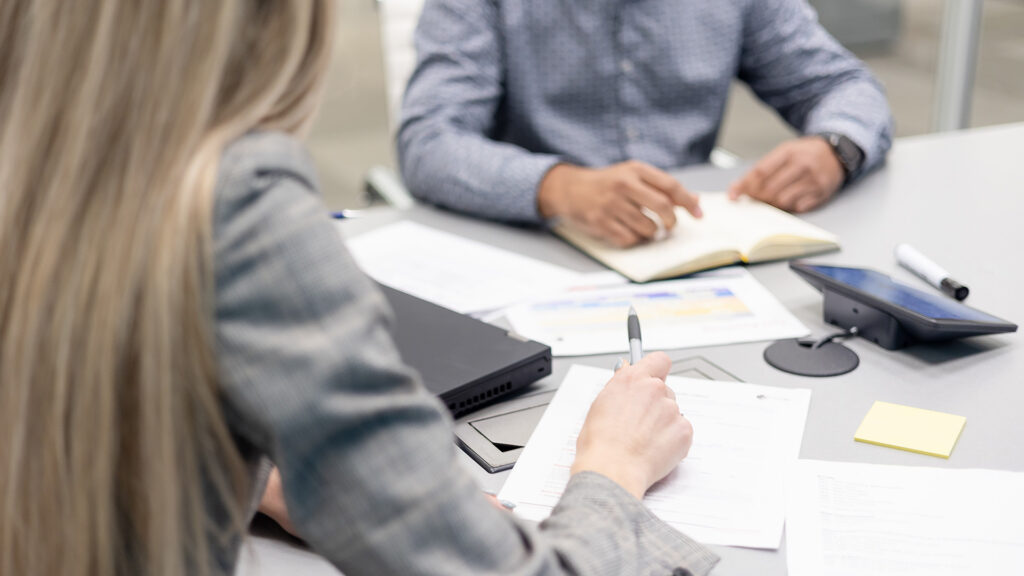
[398,0,893,223]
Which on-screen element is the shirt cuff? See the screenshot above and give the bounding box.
[805,120,890,184]
[498,152,564,223]
[545,471,721,576]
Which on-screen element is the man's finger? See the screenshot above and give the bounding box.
[774,177,815,211]
[616,200,660,240]
[620,178,678,230]
[670,185,702,219]
[601,215,643,247]
[634,163,702,218]
[730,145,790,200]
[793,191,825,213]
[633,162,683,195]
[758,159,803,205]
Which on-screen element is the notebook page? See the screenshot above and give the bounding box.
[553,193,837,282]
[688,194,838,256]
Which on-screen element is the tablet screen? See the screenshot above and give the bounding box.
[805,265,1002,323]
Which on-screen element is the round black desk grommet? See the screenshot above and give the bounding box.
[763,338,860,377]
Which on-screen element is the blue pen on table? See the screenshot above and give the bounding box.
[627,305,643,365]
[331,209,364,220]
[894,243,969,301]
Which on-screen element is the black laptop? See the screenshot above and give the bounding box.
[379,284,552,417]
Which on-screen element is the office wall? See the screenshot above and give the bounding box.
[307,0,1024,211]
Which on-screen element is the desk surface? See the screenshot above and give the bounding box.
[236,122,1024,576]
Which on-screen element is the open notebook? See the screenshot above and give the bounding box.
[554,193,839,282]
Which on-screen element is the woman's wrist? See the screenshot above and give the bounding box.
[570,457,648,501]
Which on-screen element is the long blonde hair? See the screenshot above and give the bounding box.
[0,2,333,575]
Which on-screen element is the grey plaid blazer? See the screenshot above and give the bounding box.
[213,132,719,576]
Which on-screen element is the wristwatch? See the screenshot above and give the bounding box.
[817,132,865,183]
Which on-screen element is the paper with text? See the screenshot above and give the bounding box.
[786,459,1024,576]
[505,267,808,356]
[499,364,811,549]
[345,221,624,315]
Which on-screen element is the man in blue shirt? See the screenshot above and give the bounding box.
[398,0,893,247]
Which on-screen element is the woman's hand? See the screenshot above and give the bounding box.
[570,352,693,500]
[258,467,298,537]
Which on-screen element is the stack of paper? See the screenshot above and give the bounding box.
[499,365,812,549]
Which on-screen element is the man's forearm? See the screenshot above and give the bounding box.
[397,122,562,223]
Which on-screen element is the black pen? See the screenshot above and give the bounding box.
[628,305,643,365]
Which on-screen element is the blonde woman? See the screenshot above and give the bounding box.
[0,1,716,575]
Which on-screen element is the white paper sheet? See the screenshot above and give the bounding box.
[787,460,1024,576]
[504,267,808,356]
[344,221,624,315]
[499,364,812,549]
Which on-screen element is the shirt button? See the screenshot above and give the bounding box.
[619,58,634,74]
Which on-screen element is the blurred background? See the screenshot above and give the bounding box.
[307,0,1024,210]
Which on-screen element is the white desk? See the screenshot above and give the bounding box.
[236,122,1024,575]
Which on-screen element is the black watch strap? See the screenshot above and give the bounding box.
[817,132,865,181]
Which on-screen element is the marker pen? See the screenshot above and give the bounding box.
[894,243,969,301]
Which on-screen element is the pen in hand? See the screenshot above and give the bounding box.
[628,305,643,365]
[612,306,643,370]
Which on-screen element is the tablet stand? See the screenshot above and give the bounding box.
[764,326,860,377]
[822,289,911,350]
[764,286,917,377]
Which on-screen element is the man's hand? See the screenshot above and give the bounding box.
[728,136,844,213]
[537,161,702,248]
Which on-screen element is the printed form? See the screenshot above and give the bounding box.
[499,364,811,549]
[505,268,808,356]
[787,460,1024,576]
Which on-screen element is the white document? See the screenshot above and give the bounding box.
[504,267,808,356]
[344,221,622,315]
[787,460,1024,576]
[499,364,812,549]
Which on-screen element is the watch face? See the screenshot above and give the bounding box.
[823,133,864,175]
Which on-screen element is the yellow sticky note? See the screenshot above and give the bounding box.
[854,401,966,458]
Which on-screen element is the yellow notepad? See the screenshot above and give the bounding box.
[854,401,966,458]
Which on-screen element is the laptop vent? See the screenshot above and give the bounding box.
[448,381,514,414]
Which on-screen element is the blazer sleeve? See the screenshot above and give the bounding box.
[212,134,719,576]
[738,0,894,179]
